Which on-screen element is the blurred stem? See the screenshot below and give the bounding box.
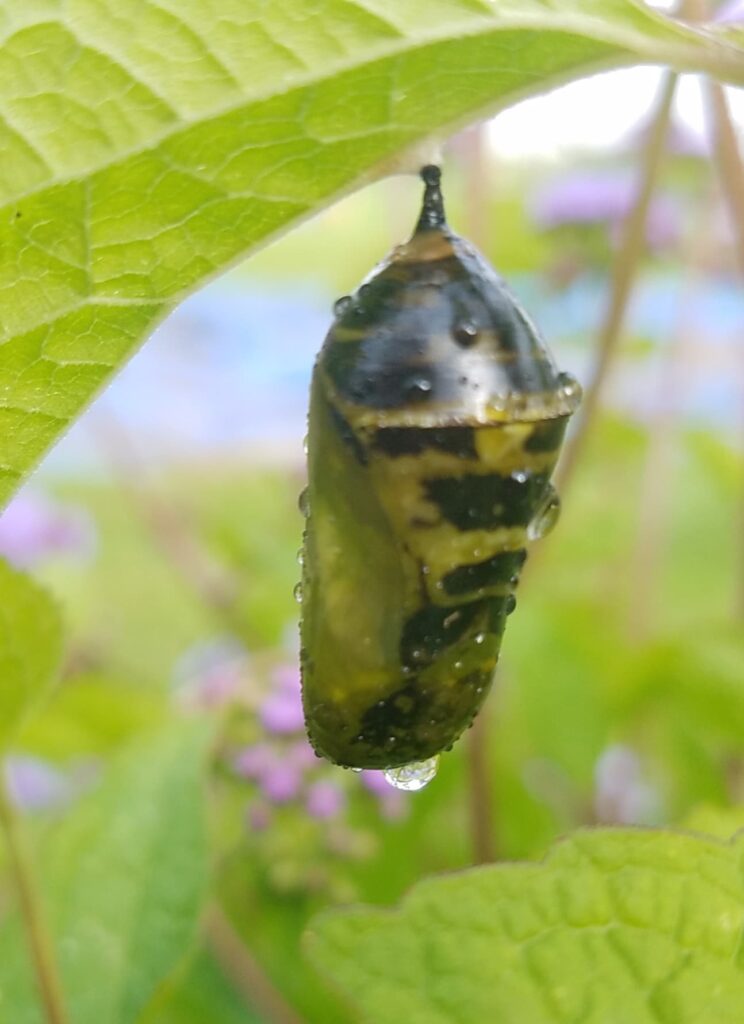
[705,81,744,276]
[704,79,744,619]
[554,72,678,496]
[459,122,491,253]
[205,905,305,1024]
[467,706,496,863]
[627,197,716,641]
[0,775,69,1024]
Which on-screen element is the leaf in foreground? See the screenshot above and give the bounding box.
[308,828,744,1024]
[1,1,743,505]
[0,723,211,1024]
[0,559,62,751]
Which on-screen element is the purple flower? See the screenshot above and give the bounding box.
[5,757,72,811]
[716,0,744,23]
[530,171,680,251]
[286,739,318,770]
[0,492,94,568]
[306,780,346,820]
[173,636,246,709]
[259,665,305,734]
[233,743,277,780]
[360,770,408,821]
[594,745,659,825]
[259,762,302,803]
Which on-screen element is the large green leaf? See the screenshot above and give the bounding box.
[0,723,211,1024]
[308,828,744,1023]
[1,1,743,504]
[0,559,62,750]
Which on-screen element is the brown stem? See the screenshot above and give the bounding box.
[554,72,678,496]
[0,776,69,1024]
[704,86,744,278]
[627,192,718,640]
[703,79,744,620]
[466,706,496,863]
[204,904,305,1024]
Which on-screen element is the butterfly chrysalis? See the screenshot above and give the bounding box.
[299,166,580,779]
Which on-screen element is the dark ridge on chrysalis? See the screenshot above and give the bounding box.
[415,165,446,233]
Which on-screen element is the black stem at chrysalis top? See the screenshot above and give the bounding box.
[415,165,447,233]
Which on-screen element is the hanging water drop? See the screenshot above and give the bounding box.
[298,487,310,517]
[333,295,352,317]
[302,434,309,455]
[296,547,304,566]
[293,582,303,604]
[454,321,479,347]
[527,484,561,541]
[383,755,440,792]
[407,375,432,399]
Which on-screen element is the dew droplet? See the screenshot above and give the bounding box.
[407,375,432,399]
[511,470,529,484]
[527,484,561,541]
[333,295,352,316]
[506,594,517,615]
[302,434,309,455]
[293,582,303,604]
[454,321,479,347]
[383,755,440,792]
[296,547,304,566]
[350,766,363,773]
[297,487,310,517]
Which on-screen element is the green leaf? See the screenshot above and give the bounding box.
[140,949,264,1024]
[1,1,743,504]
[0,723,212,1024]
[307,829,744,1024]
[682,805,744,841]
[16,673,167,760]
[0,560,62,750]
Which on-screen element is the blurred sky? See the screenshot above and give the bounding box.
[490,69,743,158]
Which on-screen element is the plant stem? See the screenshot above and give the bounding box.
[466,705,496,863]
[703,79,744,620]
[554,72,678,496]
[205,904,305,1024]
[705,82,744,276]
[0,774,69,1024]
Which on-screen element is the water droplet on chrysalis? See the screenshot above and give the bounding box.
[454,321,479,347]
[293,582,303,604]
[298,487,310,517]
[383,755,440,792]
[296,547,304,566]
[527,484,561,541]
[407,375,432,399]
[333,295,352,317]
[302,434,309,455]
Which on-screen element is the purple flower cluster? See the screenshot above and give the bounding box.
[173,636,245,709]
[593,744,660,825]
[234,664,407,826]
[530,171,680,251]
[0,491,95,568]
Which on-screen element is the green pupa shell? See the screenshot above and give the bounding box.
[300,166,580,770]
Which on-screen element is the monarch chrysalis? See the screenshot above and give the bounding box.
[299,166,580,776]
